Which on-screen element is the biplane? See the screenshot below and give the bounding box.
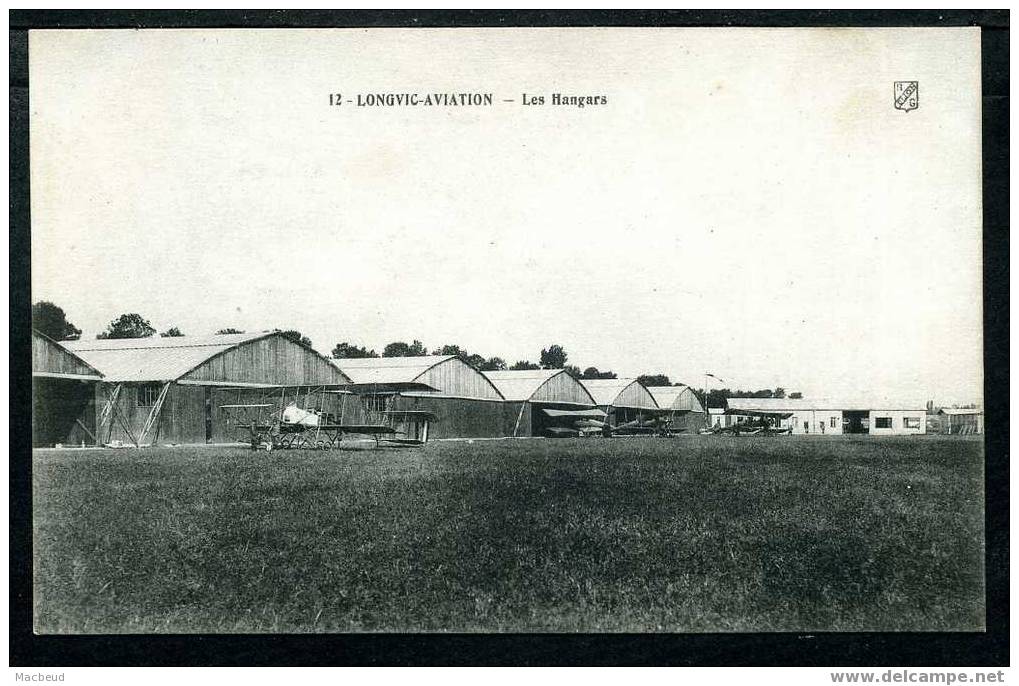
[219,386,436,450]
[539,408,677,438]
[540,408,608,438]
[611,416,675,436]
[706,410,793,436]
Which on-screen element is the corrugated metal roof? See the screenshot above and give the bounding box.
[64,332,271,382]
[580,378,656,407]
[333,355,454,385]
[483,369,563,401]
[726,397,927,412]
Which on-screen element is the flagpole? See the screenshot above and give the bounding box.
[703,373,725,428]
[704,372,710,428]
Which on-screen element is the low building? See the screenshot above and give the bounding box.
[483,369,598,437]
[64,332,352,445]
[724,397,927,436]
[579,378,660,427]
[335,355,506,439]
[645,385,706,433]
[938,408,983,435]
[707,406,730,429]
[32,331,105,447]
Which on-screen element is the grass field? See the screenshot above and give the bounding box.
[33,435,984,633]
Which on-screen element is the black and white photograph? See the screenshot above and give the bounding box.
[10,9,1008,671]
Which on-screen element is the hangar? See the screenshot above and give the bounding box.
[645,385,707,433]
[335,355,506,439]
[63,332,352,446]
[579,378,660,428]
[723,398,927,435]
[32,330,105,447]
[483,369,599,437]
[937,408,983,435]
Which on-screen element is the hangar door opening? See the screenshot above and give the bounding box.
[33,378,97,447]
[842,410,870,434]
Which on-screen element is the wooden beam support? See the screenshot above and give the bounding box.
[137,382,171,446]
[74,418,98,444]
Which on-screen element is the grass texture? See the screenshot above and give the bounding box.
[33,435,984,633]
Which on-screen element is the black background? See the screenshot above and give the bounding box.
[9,9,1009,667]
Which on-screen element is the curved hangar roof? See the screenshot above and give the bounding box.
[483,369,596,405]
[580,378,659,410]
[335,355,504,400]
[646,385,704,413]
[63,332,350,386]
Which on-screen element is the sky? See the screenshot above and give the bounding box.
[29,28,983,405]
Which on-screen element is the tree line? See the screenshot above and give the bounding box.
[31,300,800,396]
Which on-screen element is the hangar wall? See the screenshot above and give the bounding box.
[391,394,507,439]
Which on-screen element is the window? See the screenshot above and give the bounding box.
[136,383,161,407]
[903,416,921,429]
[792,417,799,427]
[875,417,892,429]
[830,417,837,428]
[363,394,390,415]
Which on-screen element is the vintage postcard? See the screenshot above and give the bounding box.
[28,26,984,635]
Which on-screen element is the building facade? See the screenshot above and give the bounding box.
[334,355,507,439]
[645,385,706,433]
[32,331,105,447]
[63,332,352,446]
[484,369,598,437]
[579,378,660,427]
[723,397,927,436]
[937,408,983,435]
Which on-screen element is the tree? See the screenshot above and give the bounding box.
[464,353,487,370]
[331,342,379,358]
[278,329,312,348]
[637,374,670,387]
[540,344,568,369]
[432,344,467,359]
[773,387,786,399]
[480,356,507,372]
[582,366,618,380]
[510,360,540,371]
[32,301,81,341]
[160,327,184,337]
[216,328,244,335]
[789,392,803,399]
[383,340,427,357]
[97,313,155,339]
[697,388,730,408]
[729,388,781,399]
[563,364,582,378]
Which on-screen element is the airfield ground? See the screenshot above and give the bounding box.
[32,435,984,633]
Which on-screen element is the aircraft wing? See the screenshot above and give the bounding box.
[381,410,438,422]
[724,408,794,419]
[543,408,607,419]
[337,424,399,435]
[383,438,427,446]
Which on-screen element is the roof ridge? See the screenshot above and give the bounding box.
[69,340,246,351]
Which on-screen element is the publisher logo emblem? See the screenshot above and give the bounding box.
[894,81,919,112]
